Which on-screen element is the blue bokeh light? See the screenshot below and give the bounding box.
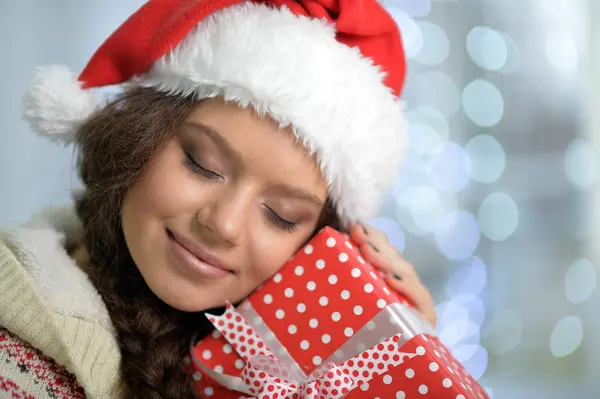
[435,211,481,260]
[388,0,432,18]
[367,217,406,252]
[457,345,489,381]
[445,257,488,298]
[427,142,472,193]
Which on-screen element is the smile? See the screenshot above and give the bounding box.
[166,229,234,280]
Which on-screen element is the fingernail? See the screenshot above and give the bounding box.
[369,242,379,252]
[393,273,402,280]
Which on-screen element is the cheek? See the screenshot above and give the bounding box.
[250,235,306,282]
[121,141,204,270]
[125,141,201,220]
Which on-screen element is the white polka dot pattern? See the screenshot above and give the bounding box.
[347,334,490,399]
[241,355,355,398]
[206,302,275,363]
[233,331,418,399]
[248,227,405,374]
[185,344,254,399]
[188,227,489,399]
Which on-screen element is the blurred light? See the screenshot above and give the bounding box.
[435,211,480,260]
[437,296,488,382]
[445,258,487,298]
[367,217,406,252]
[564,259,596,304]
[412,72,461,117]
[549,315,583,358]
[497,33,521,75]
[414,21,450,66]
[406,106,449,139]
[482,310,523,355]
[454,345,488,381]
[408,187,445,234]
[388,8,423,58]
[478,192,519,242]
[387,0,431,17]
[427,142,472,193]
[462,80,504,127]
[453,294,486,327]
[466,26,508,71]
[465,134,506,184]
[435,300,470,337]
[564,138,596,190]
[395,185,446,236]
[441,323,481,351]
[406,122,444,155]
[395,151,428,176]
[536,0,582,26]
[545,31,579,77]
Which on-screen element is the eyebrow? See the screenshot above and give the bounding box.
[271,184,325,207]
[184,121,325,207]
[184,121,245,166]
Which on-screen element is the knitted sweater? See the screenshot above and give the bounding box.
[0,206,125,398]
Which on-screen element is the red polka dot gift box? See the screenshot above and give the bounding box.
[187,227,489,399]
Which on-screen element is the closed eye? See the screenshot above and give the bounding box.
[184,150,222,180]
[264,205,297,232]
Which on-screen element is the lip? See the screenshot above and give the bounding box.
[167,229,234,279]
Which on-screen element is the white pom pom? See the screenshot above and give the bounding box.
[22,65,97,143]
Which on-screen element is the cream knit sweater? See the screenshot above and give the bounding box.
[0,206,125,398]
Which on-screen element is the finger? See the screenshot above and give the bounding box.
[351,223,392,247]
[348,223,370,245]
[364,225,389,246]
[361,242,419,281]
[386,274,437,328]
[356,235,397,263]
[357,240,390,268]
[389,278,437,328]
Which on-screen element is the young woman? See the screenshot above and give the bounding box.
[0,0,436,398]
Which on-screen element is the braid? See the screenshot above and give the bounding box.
[74,87,342,398]
[75,87,209,398]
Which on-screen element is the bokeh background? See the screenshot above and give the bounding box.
[1,1,598,398]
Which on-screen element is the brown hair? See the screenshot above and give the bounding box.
[74,87,340,398]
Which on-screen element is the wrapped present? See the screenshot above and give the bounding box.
[187,227,489,399]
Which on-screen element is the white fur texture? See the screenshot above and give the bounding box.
[2,205,113,332]
[22,3,406,224]
[22,65,97,143]
[135,3,406,224]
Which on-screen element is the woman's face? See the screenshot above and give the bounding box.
[121,97,328,312]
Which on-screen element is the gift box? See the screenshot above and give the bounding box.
[186,227,489,399]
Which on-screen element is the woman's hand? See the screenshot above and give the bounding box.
[349,223,437,328]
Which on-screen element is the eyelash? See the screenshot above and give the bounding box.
[184,150,222,180]
[184,150,298,233]
[265,206,298,232]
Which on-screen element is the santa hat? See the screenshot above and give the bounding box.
[22,0,407,225]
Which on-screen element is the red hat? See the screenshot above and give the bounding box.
[23,0,407,225]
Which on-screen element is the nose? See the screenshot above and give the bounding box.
[196,186,254,246]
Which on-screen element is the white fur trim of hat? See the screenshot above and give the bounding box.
[22,1,407,226]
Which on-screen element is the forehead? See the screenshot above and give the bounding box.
[185,98,326,190]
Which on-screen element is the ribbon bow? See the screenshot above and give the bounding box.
[194,302,423,398]
[242,356,354,399]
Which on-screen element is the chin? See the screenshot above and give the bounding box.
[163,296,217,313]
[162,290,224,312]
[143,277,221,312]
